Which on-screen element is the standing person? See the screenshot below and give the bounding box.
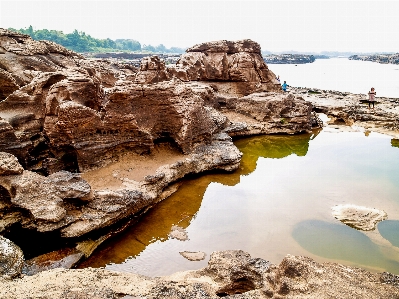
[282,81,288,92]
[368,87,376,109]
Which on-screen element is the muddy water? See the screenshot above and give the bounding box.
[79,129,399,277]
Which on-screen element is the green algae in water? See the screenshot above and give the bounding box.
[378,220,399,247]
[292,219,399,274]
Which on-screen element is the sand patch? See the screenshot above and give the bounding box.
[81,143,185,191]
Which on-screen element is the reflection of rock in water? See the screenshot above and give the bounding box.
[234,132,313,176]
[392,139,399,148]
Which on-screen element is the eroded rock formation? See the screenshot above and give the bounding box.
[0,29,316,265]
[168,39,281,95]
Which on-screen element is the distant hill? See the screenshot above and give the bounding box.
[8,26,186,54]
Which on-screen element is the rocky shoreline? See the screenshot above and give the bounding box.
[1,29,399,297]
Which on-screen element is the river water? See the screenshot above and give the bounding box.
[269,58,399,98]
[79,59,399,277]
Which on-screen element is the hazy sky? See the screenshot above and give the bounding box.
[1,0,398,53]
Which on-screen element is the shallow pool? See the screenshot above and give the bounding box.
[79,128,399,277]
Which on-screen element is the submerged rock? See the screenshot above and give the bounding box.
[0,235,24,278]
[331,204,388,231]
[169,225,189,241]
[179,251,206,261]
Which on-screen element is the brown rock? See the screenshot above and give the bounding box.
[172,39,281,95]
[0,152,23,175]
[134,55,170,84]
[223,93,313,136]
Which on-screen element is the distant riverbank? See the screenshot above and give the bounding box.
[268,58,399,98]
[349,53,399,65]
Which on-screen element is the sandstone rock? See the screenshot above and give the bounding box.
[0,152,23,175]
[134,55,170,84]
[223,93,313,136]
[0,235,24,278]
[44,170,92,200]
[0,163,91,224]
[331,204,388,231]
[173,39,281,95]
[0,68,19,100]
[200,250,270,296]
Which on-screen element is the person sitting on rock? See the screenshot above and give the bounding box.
[282,81,288,92]
[276,75,280,82]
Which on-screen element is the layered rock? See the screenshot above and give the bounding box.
[221,93,313,136]
[134,55,170,84]
[168,39,281,95]
[0,134,241,238]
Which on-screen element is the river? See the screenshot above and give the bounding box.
[79,59,399,277]
[268,58,399,98]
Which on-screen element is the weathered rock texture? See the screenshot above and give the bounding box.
[221,93,313,136]
[168,39,281,95]
[1,250,398,298]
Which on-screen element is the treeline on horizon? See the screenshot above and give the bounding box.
[8,26,186,54]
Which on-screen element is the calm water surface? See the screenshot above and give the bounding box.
[80,129,399,276]
[269,58,399,98]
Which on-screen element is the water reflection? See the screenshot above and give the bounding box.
[292,219,399,274]
[234,131,315,176]
[392,139,399,148]
[79,132,314,269]
[79,130,399,277]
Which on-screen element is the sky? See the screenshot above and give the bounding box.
[1,0,398,53]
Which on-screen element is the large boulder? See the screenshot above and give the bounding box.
[0,235,24,278]
[168,39,281,95]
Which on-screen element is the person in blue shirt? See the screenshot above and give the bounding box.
[282,81,288,92]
